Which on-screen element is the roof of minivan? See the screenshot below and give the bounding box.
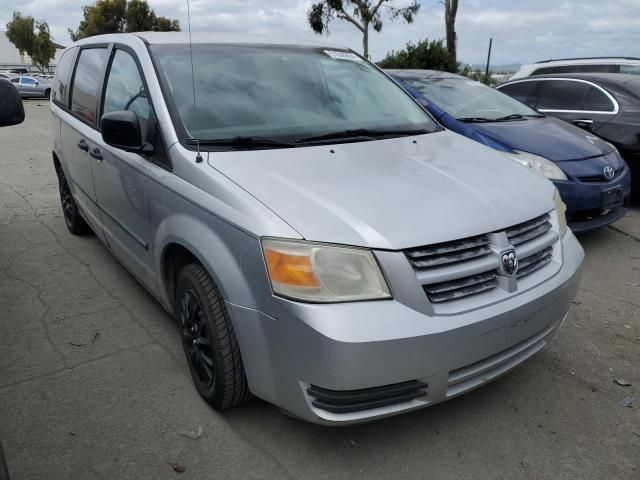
[73,31,342,49]
[385,69,465,80]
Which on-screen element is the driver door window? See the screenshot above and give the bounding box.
[102,49,150,134]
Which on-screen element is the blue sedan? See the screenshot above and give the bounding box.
[387,69,632,233]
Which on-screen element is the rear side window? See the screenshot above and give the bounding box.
[21,78,35,85]
[534,80,590,110]
[619,65,640,75]
[533,64,614,75]
[531,67,555,75]
[498,81,537,106]
[583,86,614,111]
[555,64,613,74]
[102,49,150,134]
[52,48,76,105]
[70,47,109,125]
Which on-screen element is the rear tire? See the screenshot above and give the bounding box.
[56,167,89,235]
[176,263,251,410]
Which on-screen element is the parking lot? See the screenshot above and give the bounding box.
[0,102,638,479]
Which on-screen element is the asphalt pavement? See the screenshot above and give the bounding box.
[0,102,638,479]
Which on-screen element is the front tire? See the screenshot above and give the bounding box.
[57,167,89,235]
[176,263,251,409]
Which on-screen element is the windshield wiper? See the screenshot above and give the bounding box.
[294,128,429,144]
[186,136,296,148]
[458,114,540,123]
[493,114,528,122]
[457,117,493,123]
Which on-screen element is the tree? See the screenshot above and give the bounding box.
[308,0,420,59]
[69,0,180,41]
[6,12,57,72]
[31,22,58,73]
[5,12,35,58]
[443,0,458,72]
[377,38,453,72]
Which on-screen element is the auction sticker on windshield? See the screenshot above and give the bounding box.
[324,50,362,61]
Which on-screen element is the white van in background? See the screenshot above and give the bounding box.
[510,57,640,80]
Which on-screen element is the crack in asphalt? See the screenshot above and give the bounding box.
[0,179,303,480]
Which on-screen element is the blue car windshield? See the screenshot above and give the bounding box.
[404,77,540,121]
[151,44,438,143]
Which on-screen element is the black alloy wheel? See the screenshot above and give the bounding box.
[176,263,251,409]
[180,288,215,388]
[57,168,89,235]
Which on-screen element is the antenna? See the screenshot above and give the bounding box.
[186,0,203,163]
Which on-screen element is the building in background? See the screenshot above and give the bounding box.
[0,31,65,73]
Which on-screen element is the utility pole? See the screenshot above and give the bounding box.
[484,37,493,84]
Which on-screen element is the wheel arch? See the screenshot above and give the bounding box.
[155,214,265,314]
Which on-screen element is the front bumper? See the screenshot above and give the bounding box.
[554,160,632,233]
[228,232,584,425]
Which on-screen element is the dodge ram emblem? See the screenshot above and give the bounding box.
[501,249,518,277]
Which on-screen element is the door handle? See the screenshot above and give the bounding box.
[89,148,103,161]
[77,139,89,151]
[572,119,593,126]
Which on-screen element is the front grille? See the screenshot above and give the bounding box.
[405,235,490,269]
[423,271,498,303]
[405,212,559,305]
[505,213,552,246]
[578,167,623,183]
[517,246,553,278]
[406,234,498,303]
[307,380,428,414]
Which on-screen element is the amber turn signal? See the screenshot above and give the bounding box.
[264,248,320,288]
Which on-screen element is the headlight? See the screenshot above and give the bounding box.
[604,141,619,155]
[262,239,391,303]
[553,188,568,236]
[508,150,568,181]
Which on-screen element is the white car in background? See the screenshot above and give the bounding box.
[511,57,640,80]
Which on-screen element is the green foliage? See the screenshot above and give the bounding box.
[151,16,180,32]
[5,12,35,56]
[377,39,456,72]
[307,1,420,58]
[459,65,497,86]
[6,12,57,72]
[32,22,57,73]
[69,0,180,41]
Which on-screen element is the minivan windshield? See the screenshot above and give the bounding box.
[150,44,438,147]
[404,77,541,122]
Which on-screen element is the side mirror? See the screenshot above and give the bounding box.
[0,79,25,127]
[101,110,153,154]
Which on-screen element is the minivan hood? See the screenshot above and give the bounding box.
[208,131,555,250]
[471,116,612,161]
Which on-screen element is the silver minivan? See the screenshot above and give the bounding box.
[51,33,584,425]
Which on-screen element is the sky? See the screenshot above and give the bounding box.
[1,0,639,65]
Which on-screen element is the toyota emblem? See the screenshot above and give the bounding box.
[501,249,518,277]
[603,165,615,179]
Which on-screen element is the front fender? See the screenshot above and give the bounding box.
[153,212,274,312]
